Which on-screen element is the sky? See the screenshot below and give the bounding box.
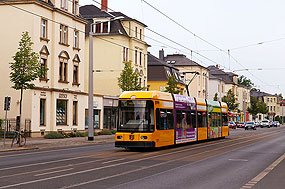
[81,0,285,96]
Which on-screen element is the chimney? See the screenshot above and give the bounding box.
[101,0,108,11]
[159,49,164,60]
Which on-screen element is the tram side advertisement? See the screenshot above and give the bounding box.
[175,102,197,144]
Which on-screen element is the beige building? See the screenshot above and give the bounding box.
[79,4,149,129]
[208,65,250,121]
[0,0,93,136]
[162,52,209,99]
[208,74,226,101]
[251,91,279,121]
[236,85,250,122]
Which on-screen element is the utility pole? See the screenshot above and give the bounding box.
[88,32,94,141]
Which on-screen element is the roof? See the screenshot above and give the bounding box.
[110,12,147,27]
[147,53,184,84]
[164,54,208,70]
[251,91,275,97]
[79,5,112,18]
[148,53,177,70]
[207,65,236,84]
[79,5,147,27]
[209,74,224,81]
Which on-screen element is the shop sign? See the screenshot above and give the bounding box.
[59,94,67,99]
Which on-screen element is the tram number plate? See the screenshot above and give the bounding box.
[129,135,134,140]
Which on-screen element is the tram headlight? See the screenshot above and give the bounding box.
[141,136,148,140]
[117,136,122,139]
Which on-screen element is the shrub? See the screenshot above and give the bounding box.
[111,130,117,134]
[44,132,64,139]
[94,131,98,136]
[98,130,113,135]
[74,132,86,137]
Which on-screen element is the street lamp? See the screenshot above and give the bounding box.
[88,16,124,141]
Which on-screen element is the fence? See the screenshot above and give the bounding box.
[0,118,31,138]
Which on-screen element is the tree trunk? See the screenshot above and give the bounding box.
[20,88,23,116]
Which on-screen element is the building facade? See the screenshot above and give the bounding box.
[0,0,92,136]
[208,74,226,101]
[80,3,149,129]
[251,91,279,121]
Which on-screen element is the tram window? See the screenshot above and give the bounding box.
[197,111,207,127]
[176,110,182,129]
[186,111,191,129]
[191,111,196,128]
[156,109,174,130]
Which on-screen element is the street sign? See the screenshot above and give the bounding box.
[4,97,11,111]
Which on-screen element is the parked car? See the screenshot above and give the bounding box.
[261,120,270,128]
[271,121,280,127]
[255,121,262,127]
[237,122,245,128]
[228,122,237,129]
[245,122,256,130]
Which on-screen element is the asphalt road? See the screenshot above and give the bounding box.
[0,127,284,189]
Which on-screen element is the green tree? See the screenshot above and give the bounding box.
[165,75,181,94]
[222,89,239,112]
[247,96,259,119]
[118,61,143,91]
[238,75,254,88]
[10,32,46,118]
[257,100,268,114]
[213,93,218,101]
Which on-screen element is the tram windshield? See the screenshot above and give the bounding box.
[118,100,154,132]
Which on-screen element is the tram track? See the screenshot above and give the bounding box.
[0,128,284,188]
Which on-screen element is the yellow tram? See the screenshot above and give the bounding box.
[115,91,229,148]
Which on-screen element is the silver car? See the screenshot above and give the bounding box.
[245,122,256,130]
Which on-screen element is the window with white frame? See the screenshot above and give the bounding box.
[123,47,129,62]
[72,0,79,15]
[41,18,47,39]
[74,30,79,49]
[60,24,68,45]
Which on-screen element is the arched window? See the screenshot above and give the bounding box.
[39,45,49,81]
[72,54,80,85]
[58,51,70,83]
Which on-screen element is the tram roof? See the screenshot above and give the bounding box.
[119,91,173,101]
[195,98,206,106]
[206,100,221,107]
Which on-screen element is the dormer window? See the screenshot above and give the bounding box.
[103,22,108,33]
[94,21,110,33]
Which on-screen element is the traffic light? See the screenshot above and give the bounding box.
[4,97,11,111]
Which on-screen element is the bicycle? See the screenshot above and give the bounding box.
[11,130,26,147]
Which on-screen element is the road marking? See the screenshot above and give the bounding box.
[102,158,125,164]
[240,153,285,189]
[0,154,100,171]
[0,158,106,179]
[0,143,113,159]
[228,159,248,162]
[35,168,74,177]
[0,131,283,189]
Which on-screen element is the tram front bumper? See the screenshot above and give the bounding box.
[115,141,155,148]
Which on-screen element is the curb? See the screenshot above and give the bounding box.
[0,147,39,153]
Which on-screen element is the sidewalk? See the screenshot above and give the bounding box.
[0,135,115,152]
